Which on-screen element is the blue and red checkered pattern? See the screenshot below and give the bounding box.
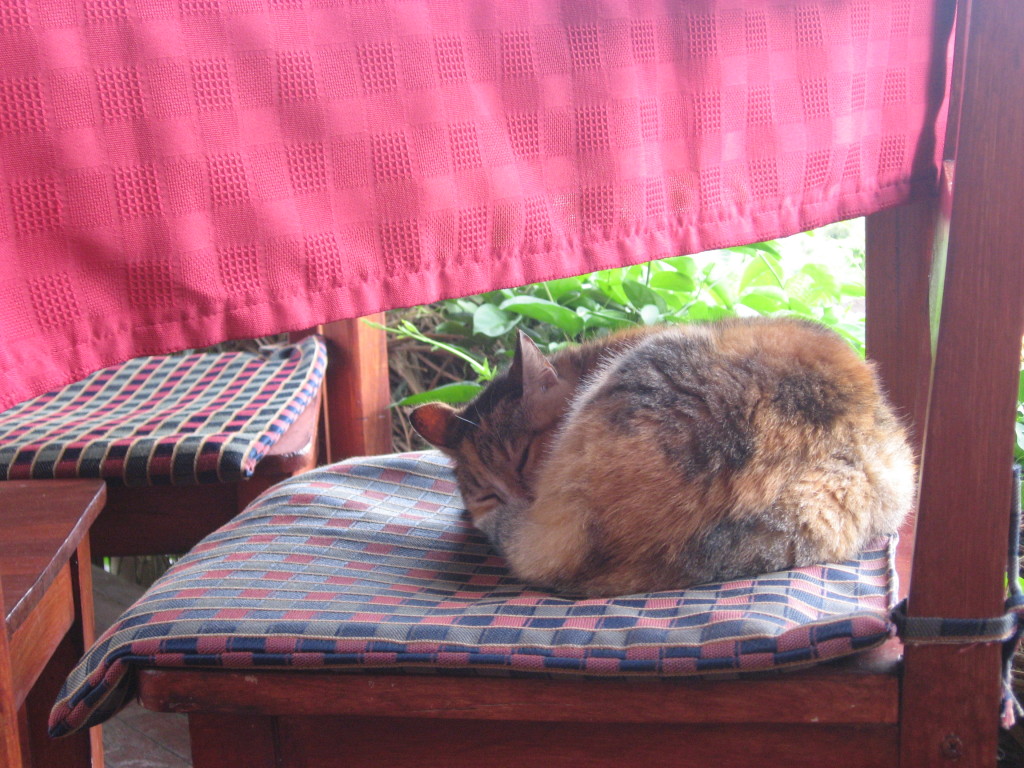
[0,336,325,486]
[50,451,897,735]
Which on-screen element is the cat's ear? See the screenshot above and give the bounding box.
[511,330,559,393]
[409,402,460,450]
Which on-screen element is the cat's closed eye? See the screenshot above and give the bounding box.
[515,444,531,476]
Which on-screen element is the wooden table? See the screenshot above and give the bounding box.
[1,479,106,768]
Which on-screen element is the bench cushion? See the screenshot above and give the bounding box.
[50,451,896,735]
[0,336,325,486]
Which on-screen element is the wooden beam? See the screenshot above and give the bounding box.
[900,0,1024,764]
[0,575,23,768]
[314,315,392,461]
[138,644,900,725]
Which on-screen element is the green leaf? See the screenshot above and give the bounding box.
[472,304,518,337]
[785,295,813,317]
[374,319,495,380]
[480,289,513,305]
[639,304,662,325]
[396,382,483,407]
[541,276,584,302]
[578,307,634,330]
[784,263,841,307]
[625,264,647,283]
[728,241,782,259]
[739,286,788,314]
[649,271,697,294]
[579,287,610,306]
[443,298,481,317]
[499,296,584,336]
[707,280,736,309]
[1018,369,1024,404]
[799,264,840,298]
[680,301,733,322]
[433,320,471,336]
[595,270,629,307]
[622,280,667,314]
[739,252,785,292]
[662,255,699,277]
[840,280,866,297]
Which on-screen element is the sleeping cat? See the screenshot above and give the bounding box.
[410,317,916,597]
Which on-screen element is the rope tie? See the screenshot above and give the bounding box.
[890,466,1024,729]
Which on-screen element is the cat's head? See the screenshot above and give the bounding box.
[410,331,574,530]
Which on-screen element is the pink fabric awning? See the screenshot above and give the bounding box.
[0,0,950,410]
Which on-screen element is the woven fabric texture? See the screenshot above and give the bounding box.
[0,335,325,485]
[0,0,950,409]
[50,451,897,735]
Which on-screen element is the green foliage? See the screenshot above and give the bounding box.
[1015,369,1024,463]
[387,222,867,407]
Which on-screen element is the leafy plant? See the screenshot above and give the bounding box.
[385,221,866,408]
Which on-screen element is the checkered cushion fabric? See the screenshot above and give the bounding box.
[50,451,897,736]
[0,335,325,486]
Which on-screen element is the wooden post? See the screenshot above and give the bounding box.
[899,0,1024,764]
[315,315,393,461]
[23,540,101,768]
[0,575,24,768]
[865,198,937,455]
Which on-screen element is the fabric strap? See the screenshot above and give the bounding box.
[890,465,1024,729]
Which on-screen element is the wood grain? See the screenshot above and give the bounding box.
[8,565,73,709]
[0,480,105,633]
[23,633,93,768]
[0,479,105,767]
[92,482,240,557]
[900,0,1024,764]
[317,315,392,461]
[257,717,897,768]
[189,714,278,768]
[138,643,900,726]
[0,575,24,768]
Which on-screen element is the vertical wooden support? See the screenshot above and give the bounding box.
[865,0,955,600]
[316,315,392,461]
[0,576,23,768]
[3,558,98,768]
[865,198,937,454]
[899,0,1024,764]
[865,195,939,598]
[23,541,99,768]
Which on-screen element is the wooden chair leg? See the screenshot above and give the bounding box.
[0,581,23,768]
[23,542,100,768]
[23,635,93,768]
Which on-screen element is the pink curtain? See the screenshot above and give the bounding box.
[0,0,949,409]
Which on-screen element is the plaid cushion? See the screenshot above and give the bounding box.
[0,336,325,486]
[49,451,897,735]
